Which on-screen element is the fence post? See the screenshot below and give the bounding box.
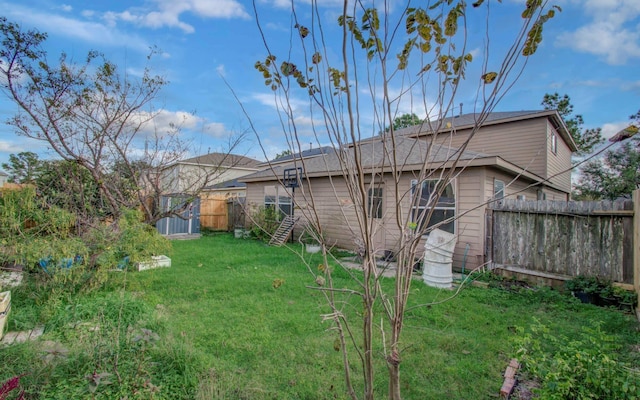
[634,189,640,321]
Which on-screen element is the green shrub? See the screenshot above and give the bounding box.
[564,275,601,294]
[514,319,640,399]
[83,208,170,268]
[248,205,280,242]
[0,188,169,273]
[0,187,85,270]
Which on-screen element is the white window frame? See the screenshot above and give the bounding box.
[551,132,558,154]
[264,185,291,220]
[410,179,456,235]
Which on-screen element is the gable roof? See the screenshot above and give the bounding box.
[177,152,261,169]
[394,110,578,152]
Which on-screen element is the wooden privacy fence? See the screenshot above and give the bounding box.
[487,197,634,286]
[199,195,246,231]
[199,194,228,231]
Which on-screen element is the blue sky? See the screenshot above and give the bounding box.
[0,0,639,165]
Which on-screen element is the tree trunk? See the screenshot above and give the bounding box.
[362,256,376,400]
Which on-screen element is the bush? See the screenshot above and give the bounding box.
[82,209,170,269]
[514,319,640,399]
[248,206,280,242]
[0,187,85,271]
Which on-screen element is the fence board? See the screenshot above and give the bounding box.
[489,199,633,284]
[200,195,228,230]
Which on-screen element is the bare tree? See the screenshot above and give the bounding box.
[0,17,244,227]
[244,1,560,399]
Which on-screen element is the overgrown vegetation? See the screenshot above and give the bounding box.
[246,205,280,242]
[3,235,638,399]
[0,188,170,274]
[515,319,640,399]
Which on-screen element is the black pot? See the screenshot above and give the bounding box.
[599,296,617,308]
[574,291,596,304]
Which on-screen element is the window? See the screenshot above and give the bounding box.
[368,187,383,219]
[551,132,557,154]
[537,189,546,200]
[411,179,455,234]
[494,179,505,201]
[278,193,292,218]
[264,185,291,220]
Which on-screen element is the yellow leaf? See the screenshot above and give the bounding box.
[481,71,497,84]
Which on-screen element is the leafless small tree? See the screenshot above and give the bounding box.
[243,1,560,399]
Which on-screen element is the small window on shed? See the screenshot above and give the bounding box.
[551,132,558,154]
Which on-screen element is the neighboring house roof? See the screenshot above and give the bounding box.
[174,152,261,169]
[261,146,334,166]
[394,110,578,152]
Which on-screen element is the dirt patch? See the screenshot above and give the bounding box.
[511,378,540,400]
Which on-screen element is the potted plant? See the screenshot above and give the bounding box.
[234,226,245,239]
[301,225,323,254]
[565,276,599,304]
[597,280,617,307]
[614,287,637,313]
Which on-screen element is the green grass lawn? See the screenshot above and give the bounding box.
[3,233,639,399]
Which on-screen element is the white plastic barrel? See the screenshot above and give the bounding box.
[422,229,457,288]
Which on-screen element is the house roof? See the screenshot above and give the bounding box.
[240,137,491,182]
[393,110,578,152]
[177,152,261,169]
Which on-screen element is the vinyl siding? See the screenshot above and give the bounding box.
[545,120,573,191]
[429,118,549,179]
[244,164,566,272]
[164,164,257,193]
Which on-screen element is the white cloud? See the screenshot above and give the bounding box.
[202,122,227,138]
[557,0,640,65]
[601,120,632,139]
[3,3,150,52]
[60,4,72,12]
[106,0,250,33]
[0,140,26,153]
[216,64,226,77]
[134,109,230,139]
